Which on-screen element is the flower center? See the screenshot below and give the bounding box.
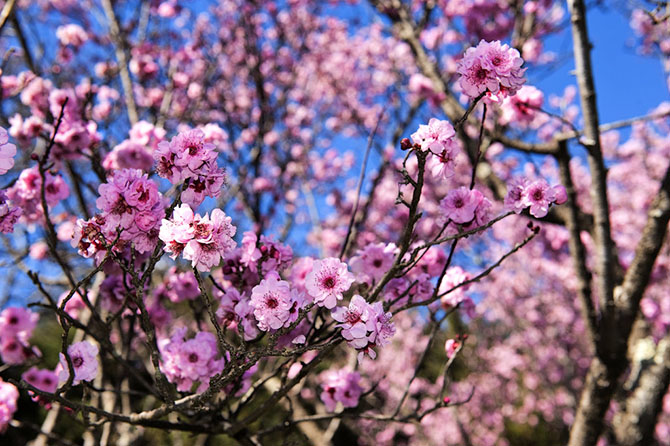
[266,296,278,309]
[322,276,336,289]
[188,353,199,363]
[72,356,84,368]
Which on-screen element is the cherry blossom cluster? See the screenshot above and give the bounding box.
[215,287,260,341]
[6,166,69,224]
[457,40,526,101]
[504,177,567,218]
[319,369,364,412]
[440,187,493,227]
[332,295,396,361]
[158,327,225,392]
[238,231,294,276]
[58,341,99,385]
[410,118,461,179]
[159,203,237,271]
[22,367,58,406]
[73,169,165,256]
[499,85,545,127]
[0,307,40,365]
[154,129,225,207]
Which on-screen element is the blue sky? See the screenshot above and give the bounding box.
[536,3,668,123]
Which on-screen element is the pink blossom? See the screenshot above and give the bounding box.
[458,40,526,100]
[440,187,481,224]
[169,207,237,271]
[0,378,18,433]
[319,369,363,412]
[500,85,544,127]
[305,257,355,309]
[504,177,531,214]
[410,118,456,153]
[250,273,294,331]
[332,295,375,349]
[58,341,99,385]
[95,169,165,253]
[350,243,397,282]
[0,191,21,233]
[0,127,16,175]
[22,367,58,394]
[159,328,225,392]
[103,140,154,172]
[56,24,88,47]
[526,179,557,218]
[0,307,38,341]
[332,296,395,361]
[439,266,473,311]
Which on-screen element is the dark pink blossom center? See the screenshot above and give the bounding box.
[345,311,361,325]
[266,295,278,309]
[188,353,199,363]
[72,356,84,368]
[322,276,336,289]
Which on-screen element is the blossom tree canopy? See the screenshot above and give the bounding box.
[0,1,669,446]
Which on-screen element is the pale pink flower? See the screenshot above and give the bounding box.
[22,367,58,394]
[58,341,99,385]
[250,273,294,331]
[440,187,481,224]
[526,179,556,218]
[410,118,456,153]
[350,243,397,282]
[56,24,88,47]
[305,257,355,309]
[319,369,363,412]
[0,127,16,175]
[0,378,18,433]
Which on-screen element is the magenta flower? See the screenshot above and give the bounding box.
[250,273,294,331]
[410,118,456,153]
[504,177,531,214]
[305,257,355,309]
[160,204,236,271]
[0,378,18,433]
[0,127,16,175]
[350,242,397,282]
[500,85,544,127]
[158,328,225,392]
[0,307,38,341]
[22,367,58,394]
[526,179,557,218]
[440,187,481,224]
[0,190,21,234]
[332,295,375,349]
[457,40,526,100]
[319,369,364,412]
[58,341,99,385]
